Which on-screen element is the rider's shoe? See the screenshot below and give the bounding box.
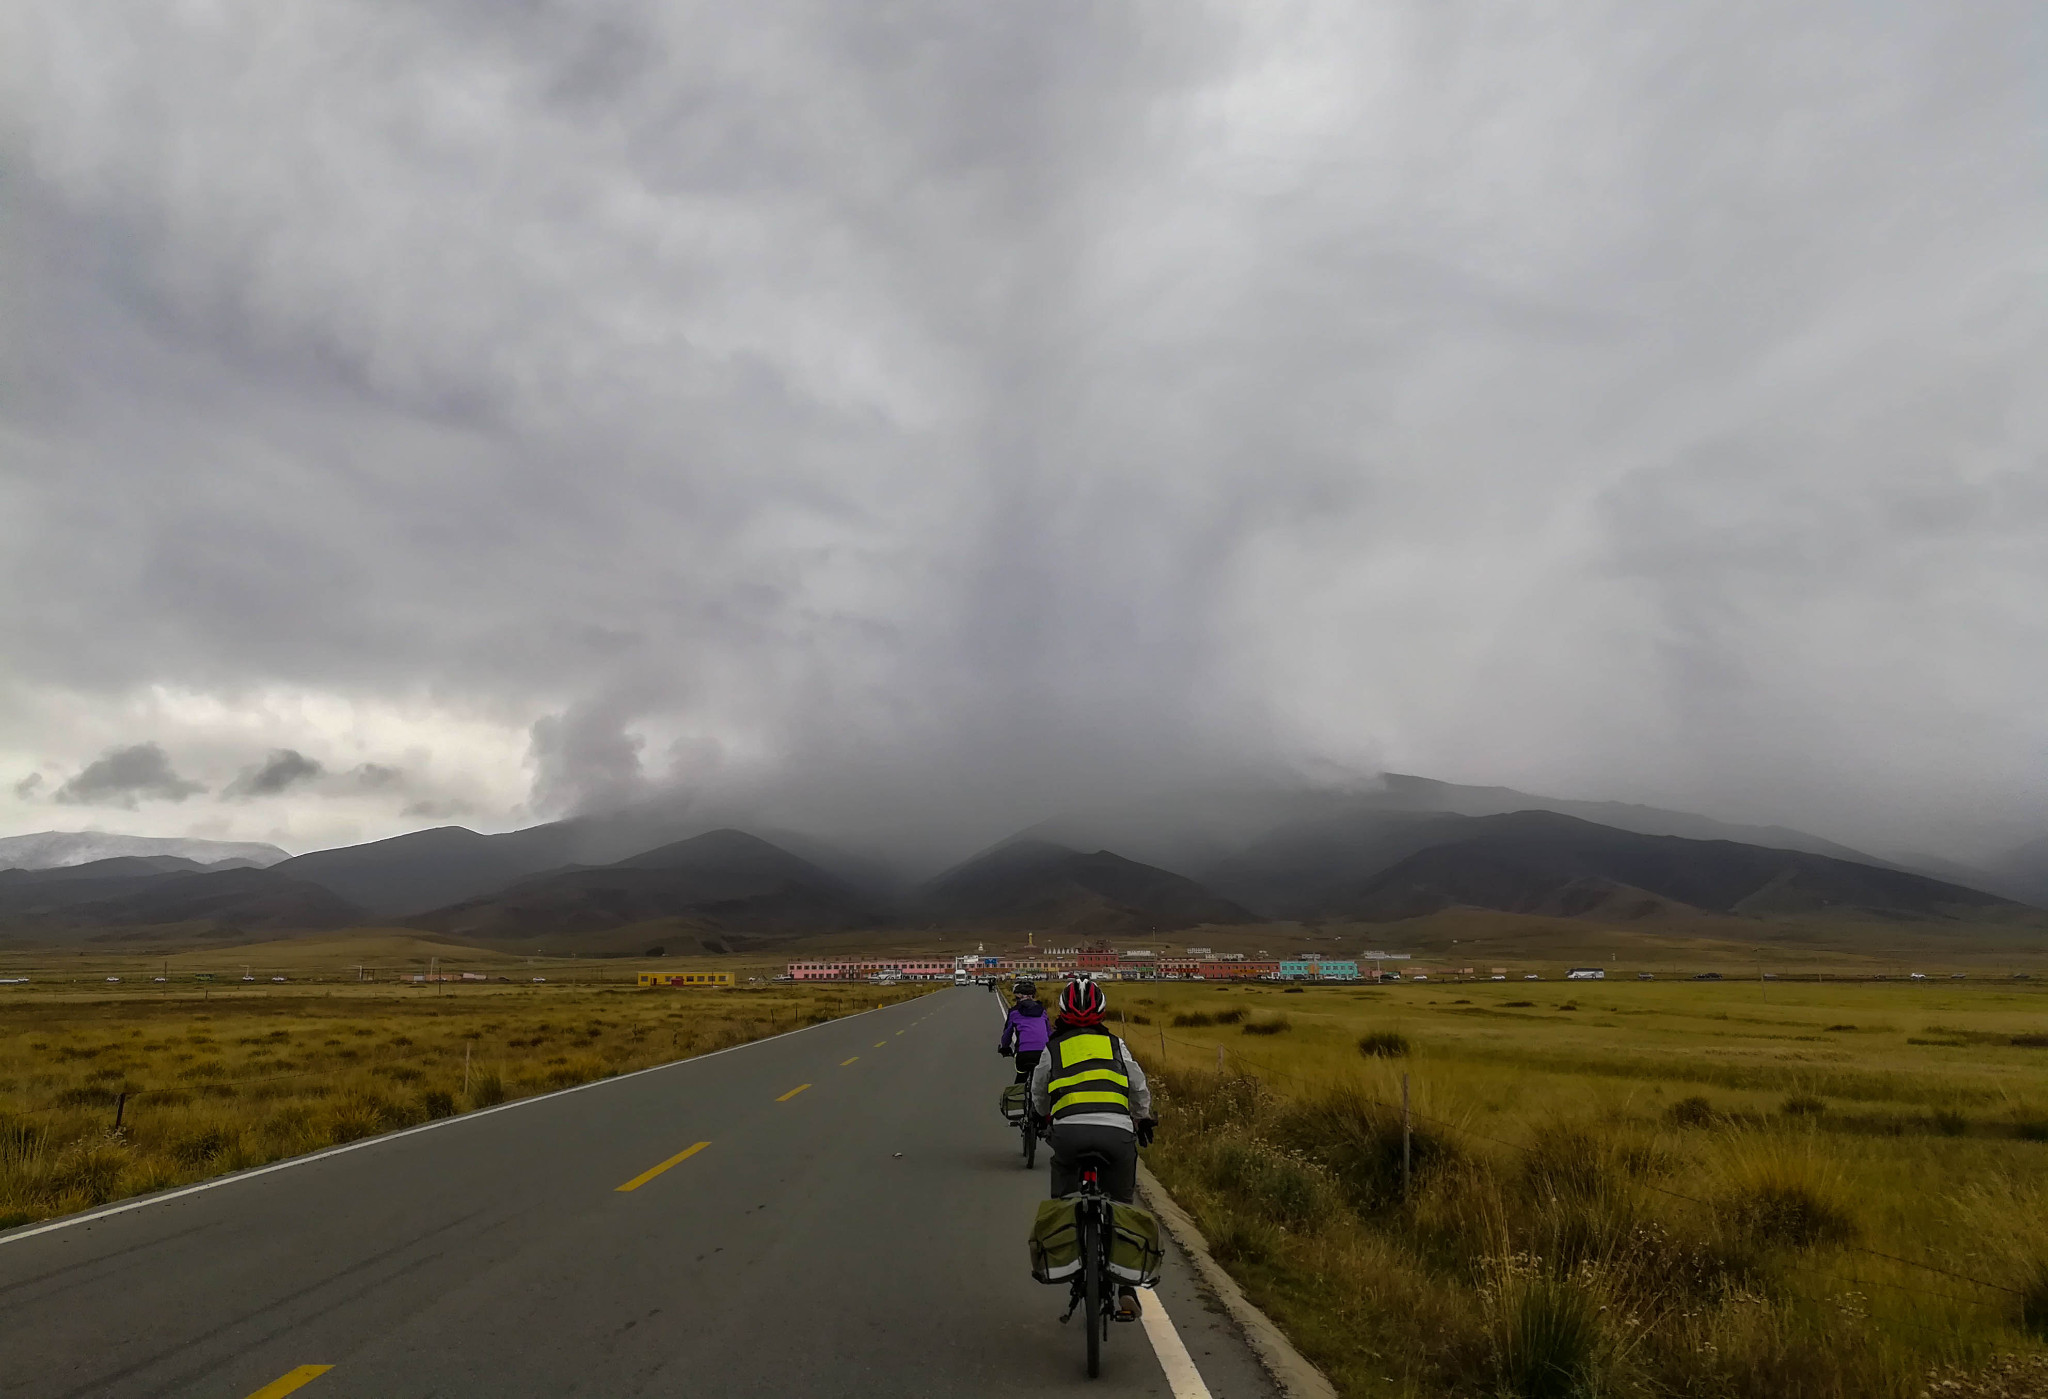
[1115,1287,1142,1322]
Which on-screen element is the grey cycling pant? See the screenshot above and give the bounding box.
[1047,1122,1138,1203]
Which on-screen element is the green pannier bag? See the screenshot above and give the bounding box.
[1107,1202,1164,1286]
[1000,1083,1030,1121]
[1027,1198,1164,1287]
[1029,1198,1082,1283]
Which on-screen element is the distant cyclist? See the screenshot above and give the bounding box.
[998,980,1052,1083]
[1028,977,1157,1322]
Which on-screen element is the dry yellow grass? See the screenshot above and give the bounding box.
[0,976,930,1229]
[1105,977,2048,1398]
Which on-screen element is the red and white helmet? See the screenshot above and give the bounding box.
[1059,978,1107,1022]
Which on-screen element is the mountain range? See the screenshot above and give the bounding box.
[2,777,2040,947]
[0,832,288,870]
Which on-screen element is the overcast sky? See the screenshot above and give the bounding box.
[1,1,2042,865]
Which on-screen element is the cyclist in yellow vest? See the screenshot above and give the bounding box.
[1028,977,1156,1321]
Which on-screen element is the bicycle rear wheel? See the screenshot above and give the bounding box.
[1080,1209,1102,1378]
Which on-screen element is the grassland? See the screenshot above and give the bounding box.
[1110,977,2048,1399]
[0,966,930,1230]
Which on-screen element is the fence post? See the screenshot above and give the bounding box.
[1158,1023,1166,1061]
[463,1043,472,1098]
[113,1091,127,1133]
[1216,1044,1225,1074]
[1401,1073,1411,1203]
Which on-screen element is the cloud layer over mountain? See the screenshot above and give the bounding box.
[2,1,2041,863]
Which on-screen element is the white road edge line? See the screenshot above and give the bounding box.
[1142,1293,1216,1399]
[0,993,932,1249]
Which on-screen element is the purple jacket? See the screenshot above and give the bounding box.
[1000,998,1051,1054]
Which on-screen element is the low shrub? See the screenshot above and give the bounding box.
[1196,1136,1339,1228]
[1358,1031,1409,1059]
[1241,1015,1292,1036]
[1272,1084,1458,1210]
[1205,1209,1281,1266]
[1717,1145,1857,1248]
[1666,1095,1717,1127]
[169,1125,239,1166]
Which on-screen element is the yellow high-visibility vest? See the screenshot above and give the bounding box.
[1045,1030,1131,1120]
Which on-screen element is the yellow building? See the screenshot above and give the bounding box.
[637,971,734,988]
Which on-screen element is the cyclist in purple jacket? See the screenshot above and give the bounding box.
[998,981,1052,1083]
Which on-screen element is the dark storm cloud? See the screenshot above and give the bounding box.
[52,744,206,807]
[351,764,404,791]
[0,1,2042,861]
[223,749,326,799]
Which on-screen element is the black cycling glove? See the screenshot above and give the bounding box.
[1136,1118,1156,1148]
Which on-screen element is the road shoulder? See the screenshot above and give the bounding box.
[1138,1160,1339,1399]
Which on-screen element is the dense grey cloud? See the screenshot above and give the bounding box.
[0,1,2042,863]
[50,743,207,807]
[222,749,326,799]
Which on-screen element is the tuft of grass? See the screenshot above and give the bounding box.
[1173,1007,1249,1028]
[2020,1260,2048,1340]
[1241,1014,1293,1036]
[1715,1141,1857,1248]
[1488,1270,1605,1399]
[1665,1095,1717,1127]
[1357,1031,1410,1059]
[1779,1094,1827,1117]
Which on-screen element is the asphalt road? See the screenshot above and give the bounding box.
[0,986,1282,1399]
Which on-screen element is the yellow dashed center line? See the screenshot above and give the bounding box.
[874,1041,887,1047]
[777,1083,812,1102]
[244,1366,334,1399]
[615,1141,711,1192]
[840,1056,859,1066]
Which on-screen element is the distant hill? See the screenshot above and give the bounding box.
[0,865,367,940]
[1019,773,1891,884]
[272,825,586,919]
[0,854,224,886]
[407,829,882,947]
[0,831,289,871]
[271,810,894,919]
[1323,811,2029,923]
[1984,834,2048,908]
[918,840,1254,934]
[1196,809,1477,919]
